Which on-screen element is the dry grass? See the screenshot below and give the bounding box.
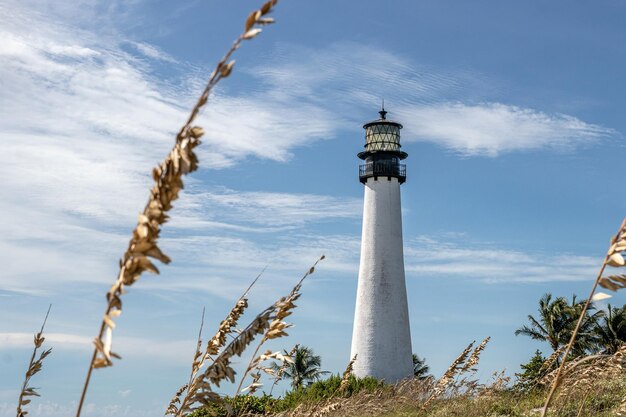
[537,344,626,417]
[267,370,624,417]
[235,258,324,396]
[269,338,496,417]
[168,256,324,416]
[269,345,300,396]
[420,340,475,411]
[74,1,280,416]
[16,305,52,417]
[541,217,626,416]
[339,354,358,394]
[167,270,265,416]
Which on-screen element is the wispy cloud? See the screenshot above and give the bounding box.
[398,102,615,156]
[250,42,615,156]
[0,332,195,363]
[404,236,599,283]
[0,401,161,417]
[172,187,361,229]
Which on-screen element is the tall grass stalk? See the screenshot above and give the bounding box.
[172,256,323,415]
[236,257,325,395]
[541,217,626,416]
[16,305,52,417]
[75,2,279,415]
[167,269,265,416]
[421,340,475,411]
[269,344,299,396]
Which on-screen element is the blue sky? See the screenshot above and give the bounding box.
[1,0,626,415]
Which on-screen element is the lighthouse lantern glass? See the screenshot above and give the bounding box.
[365,123,401,153]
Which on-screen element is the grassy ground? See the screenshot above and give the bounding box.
[187,374,625,417]
[381,379,625,417]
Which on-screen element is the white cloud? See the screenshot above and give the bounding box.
[129,41,176,63]
[0,332,91,349]
[397,102,615,156]
[404,236,599,283]
[172,187,361,229]
[0,332,195,363]
[0,401,161,417]
[250,43,615,157]
[117,389,132,399]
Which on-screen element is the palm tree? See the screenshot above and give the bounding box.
[593,304,626,354]
[566,295,604,355]
[412,354,430,380]
[515,293,601,356]
[515,293,572,352]
[279,346,329,389]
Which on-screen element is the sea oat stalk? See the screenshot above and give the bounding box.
[460,337,490,374]
[269,344,299,396]
[168,269,265,416]
[236,256,325,395]
[421,340,475,411]
[75,2,279,415]
[176,256,324,415]
[338,354,358,394]
[541,217,626,417]
[16,305,52,417]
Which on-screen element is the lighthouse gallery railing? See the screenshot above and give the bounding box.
[359,161,406,184]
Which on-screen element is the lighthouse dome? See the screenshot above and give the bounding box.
[359,108,407,160]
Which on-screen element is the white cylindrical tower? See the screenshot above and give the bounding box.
[350,107,413,382]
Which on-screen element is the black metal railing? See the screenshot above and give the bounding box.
[359,161,406,184]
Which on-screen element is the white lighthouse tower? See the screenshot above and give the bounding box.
[350,107,413,382]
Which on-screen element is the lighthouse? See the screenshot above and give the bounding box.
[350,107,413,382]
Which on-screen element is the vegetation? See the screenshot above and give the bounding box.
[16,305,52,417]
[514,293,602,356]
[412,354,430,380]
[594,304,626,354]
[271,346,329,389]
[515,349,547,391]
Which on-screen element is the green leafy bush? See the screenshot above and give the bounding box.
[188,394,275,417]
[272,374,384,412]
[188,375,384,416]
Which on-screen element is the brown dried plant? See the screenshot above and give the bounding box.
[448,337,491,398]
[74,1,279,416]
[541,217,626,417]
[269,344,299,396]
[236,257,325,395]
[479,369,510,396]
[167,270,264,416]
[534,346,565,388]
[420,340,475,411]
[339,354,358,394]
[460,336,490,374]
[172,256,324,416]
[241,349,294,395]
[544,344,625,417]
[16,305,52,417]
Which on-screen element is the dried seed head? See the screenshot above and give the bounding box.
[245,10,261,31]
[243,28,262,40]
[219,60,236,78]
[190,126,204,139]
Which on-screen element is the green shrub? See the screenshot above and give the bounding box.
[271,374,384,412]
[188,375,386,416]
[188,393,275,417]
